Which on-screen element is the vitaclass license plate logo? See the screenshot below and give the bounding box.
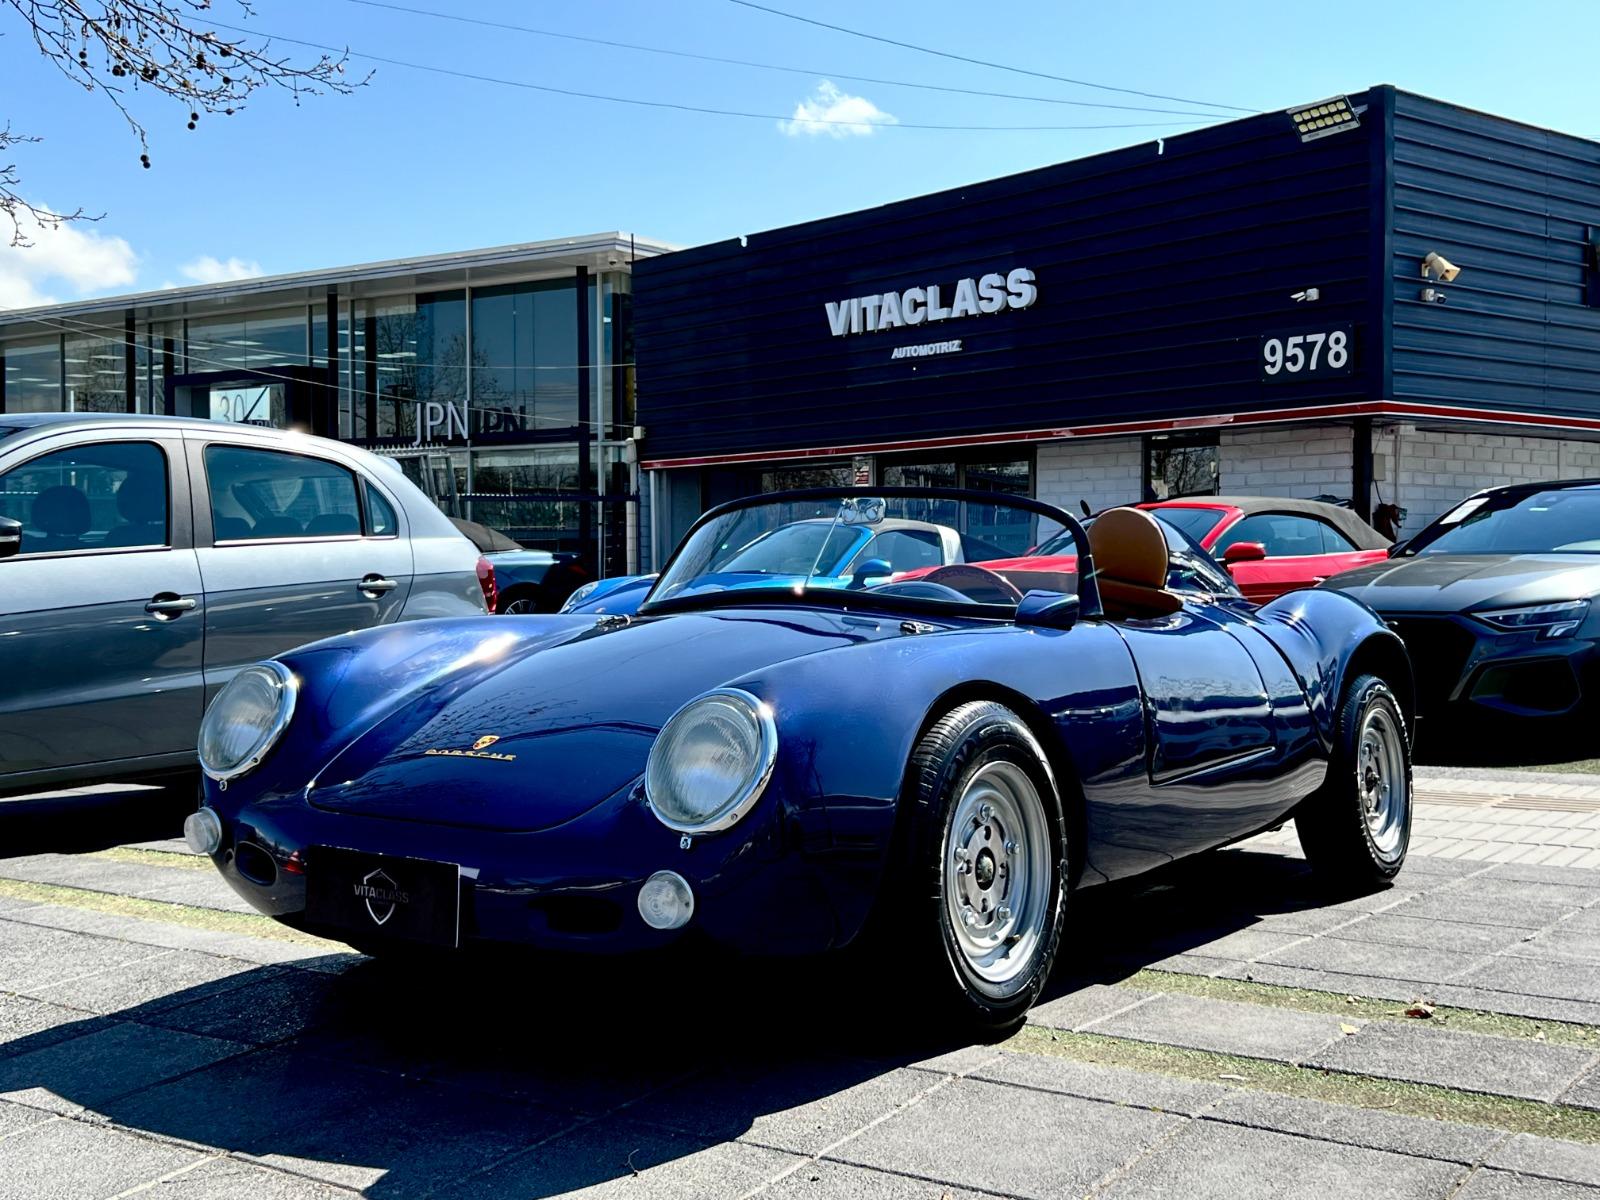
[422,733,516,762]
[354,867,407,925]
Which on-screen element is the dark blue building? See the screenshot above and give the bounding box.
[635,86,1600,561]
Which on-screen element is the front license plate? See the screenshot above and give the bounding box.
[304,847,461,948]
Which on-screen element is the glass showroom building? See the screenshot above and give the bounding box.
[633,86,1600,564]
[0,233,671,574]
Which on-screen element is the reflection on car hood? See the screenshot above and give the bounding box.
[1324,553,1600,613]
[306,608,904,832]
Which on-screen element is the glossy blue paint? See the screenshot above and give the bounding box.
[199,490,1407,962]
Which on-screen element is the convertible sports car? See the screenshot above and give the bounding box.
[191,488,1414,1030]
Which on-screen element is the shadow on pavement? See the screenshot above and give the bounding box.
[0,840,1392,1197]
[0,779,195,857]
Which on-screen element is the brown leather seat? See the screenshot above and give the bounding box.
[1087,507,1181,619]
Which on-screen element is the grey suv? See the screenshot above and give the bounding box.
[0,413,487,797]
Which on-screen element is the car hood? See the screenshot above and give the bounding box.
[306,607,902,832]
[1324,553,1600,613]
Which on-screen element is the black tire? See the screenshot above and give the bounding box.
[884,700,1068,1035]
[1296,673,1412,889]
[497,586,545,615]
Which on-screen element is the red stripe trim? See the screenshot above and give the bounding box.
[641,401,1600,470]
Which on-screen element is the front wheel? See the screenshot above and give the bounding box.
[1296,673,1412,889]
[889,701,1068,1034]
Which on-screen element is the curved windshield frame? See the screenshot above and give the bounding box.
[643,487,1094,618]
[1403,486,1600,556]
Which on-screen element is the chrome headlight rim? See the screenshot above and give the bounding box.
[644,687,778,835]
[560,580,600,613]
[199,661,298,783]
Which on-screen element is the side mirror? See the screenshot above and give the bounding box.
[1015,590,1080,630]
[849,557,892,588]
[0,517,20,560]
[1387,539,1409,558]
[1222,541,1267,568]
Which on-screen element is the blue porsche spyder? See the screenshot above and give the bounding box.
[190,488,1413,1031]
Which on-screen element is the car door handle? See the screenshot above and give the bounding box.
[145,594,198,618]
[359,574,399,595]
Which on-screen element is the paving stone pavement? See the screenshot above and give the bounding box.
[0,776,1598,1197]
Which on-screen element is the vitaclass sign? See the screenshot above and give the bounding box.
[824,268,1038,338]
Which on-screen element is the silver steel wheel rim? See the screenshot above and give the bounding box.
[1357,703,1407,858]
[944,760,1053,994]
[501,598,536,614]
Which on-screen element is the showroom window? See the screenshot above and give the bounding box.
[2,340,63,413]
[0,441,167,553]
[205,445,361,540]
[63,330,127,413]
[353,291,466,442]
[1145,432,1219,501]
[187,308,308,373]
[470,278,579,440]
[468,445,581,551]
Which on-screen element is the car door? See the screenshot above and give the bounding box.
[190,436,414,701]
[0,433,204,785]
[1214,512,1356,603]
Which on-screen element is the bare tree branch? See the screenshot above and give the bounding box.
[2,1,367,244]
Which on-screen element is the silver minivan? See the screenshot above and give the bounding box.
[0,413,488,797]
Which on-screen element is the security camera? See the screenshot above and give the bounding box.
[1421,252,1460,282]
[607,255,620,267]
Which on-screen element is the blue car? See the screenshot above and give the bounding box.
[190,488,1413,1030]
[560,513,1007,616]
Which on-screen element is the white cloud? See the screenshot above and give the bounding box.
[780,80,897,138]
[0,206,139,311]
[179,254,265,285]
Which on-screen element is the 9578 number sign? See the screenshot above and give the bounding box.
[1260,325,1354,382]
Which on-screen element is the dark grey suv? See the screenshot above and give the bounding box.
[0,413,488,797]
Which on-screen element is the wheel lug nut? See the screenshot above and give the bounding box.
[1004,840,1018,855]
[996,905,1012,922]
[954,847,969,862]
[979,804,993,821]
[961,906,978,927]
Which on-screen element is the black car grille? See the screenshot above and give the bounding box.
[1383,615,1476,713]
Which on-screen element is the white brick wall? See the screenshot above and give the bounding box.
[1218,426,1355,501]
[1036,437,1142,514]
[1383,426,1600,531]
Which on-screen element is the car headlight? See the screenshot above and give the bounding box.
[560,580,600,613]
[198,662,297,782]
[1473,599,1591,639]
[644,688,777,833]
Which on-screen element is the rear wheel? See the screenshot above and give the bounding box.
[886,701,1067,1034]
[497,586,543,615]
[1296,674,1411,889]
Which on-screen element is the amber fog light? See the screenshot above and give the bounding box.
[184,807,223,856]
[638,870,695,930]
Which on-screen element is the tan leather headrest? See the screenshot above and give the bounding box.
[1088,507,1169,589]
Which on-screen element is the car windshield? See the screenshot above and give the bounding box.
[1404,488,1600,556]
[646,491,1075,613]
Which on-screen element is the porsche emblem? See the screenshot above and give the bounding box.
[423,733,516,762]
[354,867,407,926]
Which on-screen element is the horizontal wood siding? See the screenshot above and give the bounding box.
[636,99,1379,460]
[1391,91,1600,416]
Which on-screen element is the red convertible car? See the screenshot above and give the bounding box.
[1140,497,1391,602]
[905,497,1390,604]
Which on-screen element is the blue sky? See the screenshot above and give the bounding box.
[3,0,1598,308]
